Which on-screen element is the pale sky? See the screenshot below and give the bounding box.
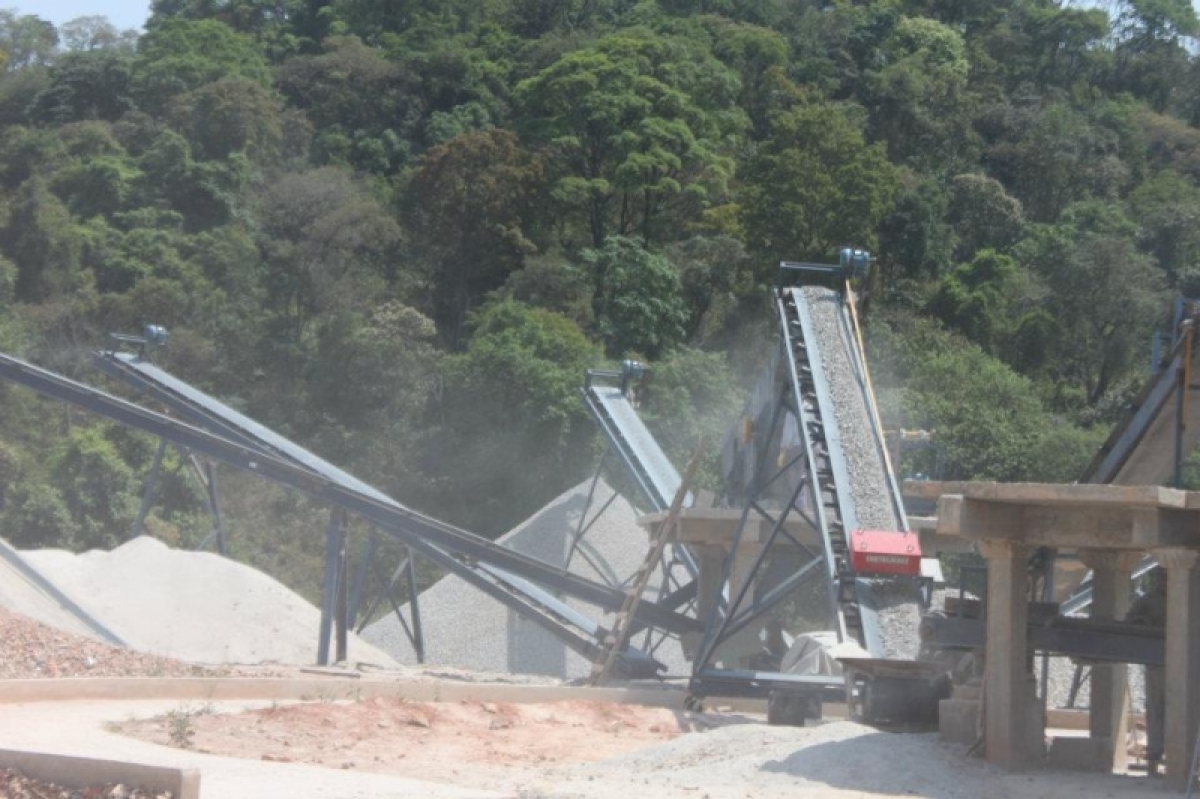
[7,0,1200,39]
[7,1,151,32]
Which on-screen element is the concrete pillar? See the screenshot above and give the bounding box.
[979,538,1036,767]
[1078,549,1140,771]
[1157,548,1200,790]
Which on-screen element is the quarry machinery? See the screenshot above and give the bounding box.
[582,249,946,725]
[690,249,940,724]
[0,345,705,676]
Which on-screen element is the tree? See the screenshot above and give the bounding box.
[0,11,57,72]
[1127,170,1200,288]
[864,16,972,167]
[582,235,688,358]
[430,299,600,532]
[132,19,271,114]
[5,178,85,302]
[404,129,543,347]
[1015,202,1168,407]
[740,96,897,264]
[168,77,284,162]
[254,167,401,398]
[51,425,139,550]
[275,36,421,173]
[59,16,139,51]
[927,249,1044,359]
[515,30,740,247]
[28,49,136,124]
[946,173,1024,261]
[877,315,1103,482]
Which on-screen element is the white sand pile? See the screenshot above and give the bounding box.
[0,538,116,642]
[18,537,397,667]
[363,478,690,679]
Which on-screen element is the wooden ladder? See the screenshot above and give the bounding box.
[588,440,705,686]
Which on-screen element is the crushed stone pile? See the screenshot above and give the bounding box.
[15,536,396,667]
[0,605,205,679]
[363,479,689,679]
[799,286,921,660]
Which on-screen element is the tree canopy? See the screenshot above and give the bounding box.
[0,0,1194,598]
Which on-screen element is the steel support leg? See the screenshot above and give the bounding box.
[406,552,425,663]
[318,508,348,666]
[132,439,168,538]
[349,532,378,630]
[203,460,227,556]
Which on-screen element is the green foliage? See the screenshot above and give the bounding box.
[404,129,542,347]
[740,95,897,264]
[132,19,271,113]
[639,346,743,490]
[928,249,1044,358]
[583,235,688,358]
[51,425,139,550]
[0,0,1195,607]
[516,28,740,247]
[876,315,1103,482]
[431,299,600,532]
[28,49,135,124]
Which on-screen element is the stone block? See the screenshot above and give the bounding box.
[939,698,979,745]
[1046,736,1112,772]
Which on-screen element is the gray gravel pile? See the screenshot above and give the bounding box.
[796,286,921,660]
[362,479,689,679]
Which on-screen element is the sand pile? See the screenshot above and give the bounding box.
[16,536,396,667]
[363,479,690,679]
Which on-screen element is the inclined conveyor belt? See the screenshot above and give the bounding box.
[1061,329,1200,614]
[582,381,689,513]
[0,351,701,674]
[1083,334,1200,486]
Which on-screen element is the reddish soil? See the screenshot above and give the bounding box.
[116,697,688,781]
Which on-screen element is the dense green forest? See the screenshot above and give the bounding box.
[0,0,1195,597]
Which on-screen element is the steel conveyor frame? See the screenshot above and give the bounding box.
[690,275,908,699]
[0,351,700,673]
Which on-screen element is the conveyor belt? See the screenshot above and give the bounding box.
[1083,330,1200,485]
[0,351,701,675]
[582,379,689,513]
[779,286,879,653]
[580,372,700,594]
[1060,325,1200,613]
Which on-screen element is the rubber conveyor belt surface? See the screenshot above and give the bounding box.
[586,385,686,512]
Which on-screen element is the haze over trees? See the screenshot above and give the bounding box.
[0,0,1193,596]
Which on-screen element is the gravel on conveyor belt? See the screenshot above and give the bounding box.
[796,286,920,660]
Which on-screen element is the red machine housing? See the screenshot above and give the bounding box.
[848,530,922,575]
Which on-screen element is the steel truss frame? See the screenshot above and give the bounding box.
[0,350,698,674]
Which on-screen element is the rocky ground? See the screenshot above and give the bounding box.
[0,767,171,798]
[0,607,208,680]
